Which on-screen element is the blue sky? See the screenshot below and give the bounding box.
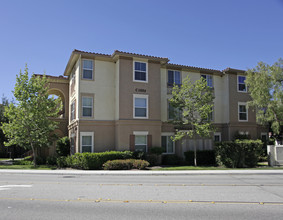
[1,0,283,101]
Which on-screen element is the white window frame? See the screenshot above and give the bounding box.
[82,59,93,80]
[70,100,75,121]
[201,74,213,88]
[133,94,148,119]
[80,132,94,153]
[161,132,175,154]
[167,70,181,86]
[237,75,247,92]
[82,96,93,117]
[214,132,221,142]
[134,131,148,153]
[238,102,248,122]
[133,61,148,83]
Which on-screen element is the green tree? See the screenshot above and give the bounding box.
[170,76,215,166]
[0,96,9,151]
[246,59,283,140]
[1,66,62,166]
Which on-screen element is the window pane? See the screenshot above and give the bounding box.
[83,108,92,117]
[161,136,167,152]
[83,97,92,107]
[82,136,92,145]
[82,145,92,153]
[135,135,146,145]
[239,113,247,120]
[135,71,146,81]
[135,98,146,107]
[238,76,246,84]
[168,71,174,84]
[83,60,93,69]
[175,71,181,84]
[135,145,146,152]
[83,70,93,79]
[135,108,146,117]
[167,137,173,153]
[168,103,174,119]
[135,62,141,71]
[238,84,246,91]
[207,75,213,87]
[214,135,220,142]
[140,63,146,71]
[239,105,246,112]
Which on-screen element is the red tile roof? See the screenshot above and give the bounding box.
[113,50,169,61]
[70,49,245,74]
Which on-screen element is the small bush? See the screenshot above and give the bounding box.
[46,156,57,166]
[215,140,263,168]
[132,159,150,169]
[35,156,46,165]
[56,156,67,168]
[184,150,216,166]
[162,154,182,165]
[132,151,146,160]
[14,159,33,165]
[65,151,133,170]
[56,137,70,156]
[103,159,149,170]
[146,154,160,166]
[149,147,164,155]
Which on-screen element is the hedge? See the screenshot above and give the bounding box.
[214,140,263,168]
[184,150,216,166]
[61,151,133,170]
[162,154,182,165]
[103,159,149,170]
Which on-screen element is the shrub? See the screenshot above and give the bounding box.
[132,159,150,169]
[162,154,182,165]
[132,151,146,160]
[149,147,164,155]
[14,159,33,165]
[56,156,67,168]
[46,156,57,166]
[65,151,133,170]
[35,155,46,165]
[103,159,149,170]
[56,137,70,156]
[215,140,263,168]
[184,150,216,166]
[146,154,160,166]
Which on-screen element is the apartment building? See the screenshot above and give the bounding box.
[44,49,268,157]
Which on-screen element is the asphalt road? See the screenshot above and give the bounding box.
[1,173,283,219]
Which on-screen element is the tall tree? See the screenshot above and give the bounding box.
[1,66,62,165]
[0,96,9,149]
[246,59,283,141]
[170,76,215,166]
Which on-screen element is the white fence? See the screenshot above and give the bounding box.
[267,145,283,166]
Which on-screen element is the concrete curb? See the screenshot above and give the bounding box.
[1,169,283,176]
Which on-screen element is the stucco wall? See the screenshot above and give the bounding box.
[79,59,116,120]
[118,57,161,120]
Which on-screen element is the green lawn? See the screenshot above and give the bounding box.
[154,165,283,170]
[0,164,56,170]
[0,158,10,161]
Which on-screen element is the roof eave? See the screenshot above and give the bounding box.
[63,50,80,76]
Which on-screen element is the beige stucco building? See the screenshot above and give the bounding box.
[44,49,268,157]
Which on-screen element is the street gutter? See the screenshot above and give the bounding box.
[0,169,283,176]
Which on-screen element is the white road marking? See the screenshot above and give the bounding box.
[0,185,33,191]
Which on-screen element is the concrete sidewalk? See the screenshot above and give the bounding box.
[0,169,283,176]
